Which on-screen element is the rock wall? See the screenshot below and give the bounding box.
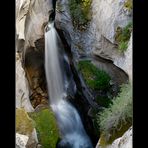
[91,0,132,80]
[56,0,132,81]
[114,33,132,82]
[16,0,51,109]
[55,0,97,57]
[16,52,34,112]
[16,0,53,47]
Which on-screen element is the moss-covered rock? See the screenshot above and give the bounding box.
[78,60,111,91]
[16,108,34,135]
[29,108,60,148]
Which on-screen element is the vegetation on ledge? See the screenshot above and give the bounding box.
[78,60,111,91]
[115,22,132,52]
[124,0,133,11]
[29,108,60,148]
[97,83,132,145]
[69,0,92,30]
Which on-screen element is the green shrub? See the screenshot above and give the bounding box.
[78,60,111,90]
[29,108,60,148]
[115,22,132,52]
[97,83,132,144]
[96,96,112,108]
[69,0,92,30]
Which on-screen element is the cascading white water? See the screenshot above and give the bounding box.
[45,22,93,148]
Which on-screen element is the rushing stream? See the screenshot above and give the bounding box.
[45,22,93,148]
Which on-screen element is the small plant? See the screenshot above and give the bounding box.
[78,60,111,90]
[69,0,92,30]
[97,83,132,144]
[118,41,128,52]
[115,22,132,52]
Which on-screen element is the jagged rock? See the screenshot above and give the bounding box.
[16,0,30,40]
[96,126,132,148]
[16,53,34,112]
[16,133,29,148]
[56,0,132,82]
[16,0,51,109]
[16,0,53,47]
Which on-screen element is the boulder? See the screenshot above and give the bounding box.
[16,133,29,148]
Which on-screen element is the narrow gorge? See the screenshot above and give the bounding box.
[16,0,133,148]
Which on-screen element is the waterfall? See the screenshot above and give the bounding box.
[45,22,93,148]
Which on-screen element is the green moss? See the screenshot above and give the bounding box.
[97,83,132,144]
[69,0,92,30]
[115,22,132,52]
[124,0,133,11]
[29,108,60,148]
[16,108,34,135]
[78,60,111,91]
